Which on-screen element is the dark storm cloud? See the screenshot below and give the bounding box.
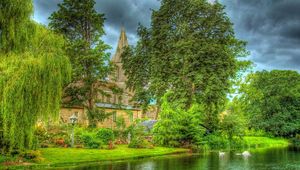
[221,0,300,71]
[33,0,160,54]
[94,0,160,53]
[33,0,300,70]
[33,0,62,24]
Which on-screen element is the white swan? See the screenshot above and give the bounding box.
[242,151,251,157]
[219,151,225,157]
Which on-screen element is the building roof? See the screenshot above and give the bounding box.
[140,120,158,131]
[96,102,140,110]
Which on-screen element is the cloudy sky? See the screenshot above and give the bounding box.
[33,0,300,71]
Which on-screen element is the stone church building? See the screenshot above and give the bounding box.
[60,27,156,127]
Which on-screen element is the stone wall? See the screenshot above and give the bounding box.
[60,107,143,128]
[60,107,88,125]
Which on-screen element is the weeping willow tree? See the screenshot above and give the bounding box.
[0,0,34,52]
[0,53,71,152]
[0,0,71,153]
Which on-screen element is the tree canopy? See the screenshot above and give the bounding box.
[49,0,111,126]
[122,0,250,130]
[239,70,300,137]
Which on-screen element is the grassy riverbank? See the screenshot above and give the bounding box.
[39,145,188,165]
[0,137,290,169]
[35,137,290,165]
[244,137,289,149]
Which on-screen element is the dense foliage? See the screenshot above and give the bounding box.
[49,0,111,126]
[0,53,70,152]
[122,0,250,130]
[128,123,153,149]
[80,132,103,149]
[152,92,248,150]
[96,128,115,145]
[37,126,115,149]
[239,70,300,137]
[221,99,247,141]
[0,0,71,153]
[153,92,205,147]
[291,134,300,147]
[0,0,34,52]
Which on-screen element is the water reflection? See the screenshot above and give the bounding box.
[48,147,300,170]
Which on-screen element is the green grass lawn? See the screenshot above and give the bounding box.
[244,136,289,149]
[39,145,189,165]
[0,155,5,163]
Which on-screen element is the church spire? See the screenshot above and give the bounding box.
[112,26,128,63]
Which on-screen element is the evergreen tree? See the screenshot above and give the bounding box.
[49,0,111,126]
[122,0,250,131]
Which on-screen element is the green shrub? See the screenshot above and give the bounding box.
[74,127,88,145]
[80,133,103,149]
[34,125,47,141]
[128,137,153,148]
[113,129,129,144]
[114,116,128,143]
[244,129,270,137]
[21,150,44,163]
[153,92,205,147]
[229,137,245,149]
[291,134,300,147]
[220,112,246,141]
[34,124,72,148]
[204,133,229,149]
[96,128,114,144]
[125,120,155,148]
[21,150,41,160]
[34,125,49,148]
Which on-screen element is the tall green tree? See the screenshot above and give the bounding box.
[122,0,249,131]
[49,0,111,126]
[121,26,152,114]
[220,98,247,142]
[238,70,300,137]
[0,0,71,153]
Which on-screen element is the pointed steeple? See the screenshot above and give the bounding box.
[112,26,128,63]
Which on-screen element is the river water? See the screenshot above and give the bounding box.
[52,147,300,170]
